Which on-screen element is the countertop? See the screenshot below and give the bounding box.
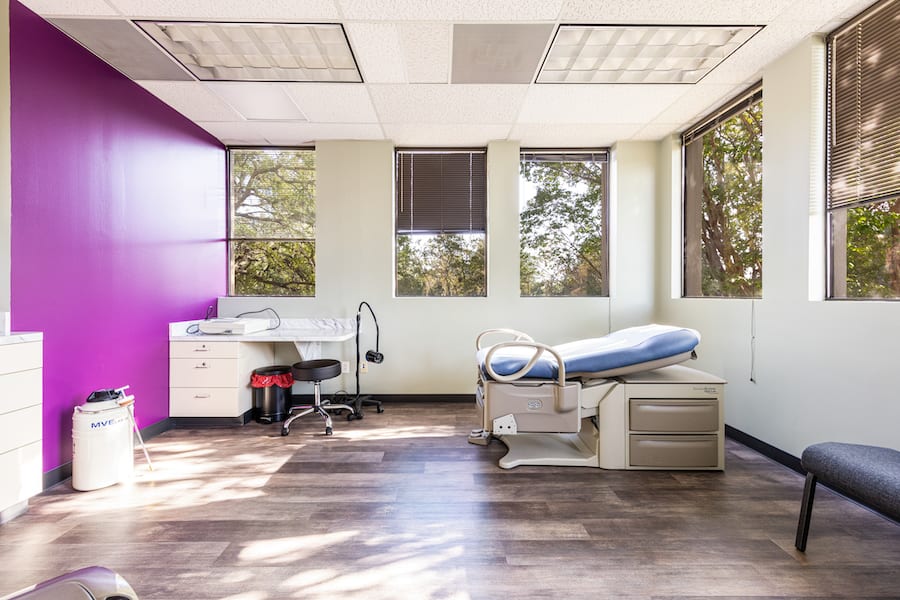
[0,332,43,346]
[169,318,354,343]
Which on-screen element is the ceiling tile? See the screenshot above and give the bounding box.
[205,82,307,121]
[337,0,564,21]
[106,0,340,20]
[451,24,555,84]
[136,81,243,122]
[50,18,192,81]
[17,0,120,16]
[370,84,528,124]
[560,0,792,23]
[197,121,385,145]
[510,123,644,147]
[630,122,684,141]
[649,83,740,125]
[400,23,450,84]
[518,85,690,124]
[282,84,379,123]
[344,23,406,83]
[384,123,512,146]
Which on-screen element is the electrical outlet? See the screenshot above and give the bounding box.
[341,361,350,373]
[360,361,368,374]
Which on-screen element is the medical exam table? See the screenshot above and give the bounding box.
[469,324,725,470]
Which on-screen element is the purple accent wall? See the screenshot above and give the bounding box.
[9,1,227,473]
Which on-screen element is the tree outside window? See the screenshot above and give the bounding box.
[519,151,609,296]
[229,148,316,296]
[683,88,763,298]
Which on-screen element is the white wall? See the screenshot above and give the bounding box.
[220,140,659,396]
[656,37,900,456]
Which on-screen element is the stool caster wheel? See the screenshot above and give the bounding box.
[281,428,289,436]
[325,426,333,436]
[376,406,384,413]
[348,411,363,421]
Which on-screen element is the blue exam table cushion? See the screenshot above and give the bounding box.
[480,324,701,380]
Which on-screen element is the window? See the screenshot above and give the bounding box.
[827,0,900,299]
[682,84,763,298]
[395,150,486,297]
[228,148,316,296]
[519,150,609,296]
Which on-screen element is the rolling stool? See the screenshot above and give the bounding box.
[281,359,356,436]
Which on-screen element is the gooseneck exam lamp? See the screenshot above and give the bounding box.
[355,301,384,414]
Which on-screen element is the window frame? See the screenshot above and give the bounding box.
[825,0,900,300]
[227,146,317,297]
[518,149,610,297]
[681,82,763,299]
[394,148,488,298]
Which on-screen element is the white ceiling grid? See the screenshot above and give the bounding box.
[19,0,878,147]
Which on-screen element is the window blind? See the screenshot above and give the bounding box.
[828,0,900,210]
[396,150,486,234]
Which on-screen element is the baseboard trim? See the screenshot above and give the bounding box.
[291,393,476,404]
[725,424,803,474]
[171,411,252,428]
[43,463,72,489]
[141,417,174,439]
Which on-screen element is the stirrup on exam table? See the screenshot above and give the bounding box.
[282,359,357,436]
[469,324,702,467]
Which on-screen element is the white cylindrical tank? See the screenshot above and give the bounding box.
[72,399,133,491]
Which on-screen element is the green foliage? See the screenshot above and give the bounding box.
[396,233,485,297]
[845,200,900,297]
[230,149,316,296]
[519,159,606,296]
[700,102,763,297]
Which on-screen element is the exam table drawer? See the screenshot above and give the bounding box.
[629,399,719,432]
[629,435,719,468]
[170,388,242,417]
[170,358,241,388]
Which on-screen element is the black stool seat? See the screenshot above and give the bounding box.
[292,359,341,382]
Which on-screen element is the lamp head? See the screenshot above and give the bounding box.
[365,350,384,364]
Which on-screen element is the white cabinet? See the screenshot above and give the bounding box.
[0,335,43,524]
[169,340,274,419]
[620,365,725,470]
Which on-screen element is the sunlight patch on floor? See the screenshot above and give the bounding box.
[339,425,460,441]
[238,530,360,564]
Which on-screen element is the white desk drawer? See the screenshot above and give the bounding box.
[0,342,42,376]
[170,341,240,359]
[170,358,243,388]
[170,387,243,417]
[0,440,42,512]
[0,369,42,416]
[0,404,42,456]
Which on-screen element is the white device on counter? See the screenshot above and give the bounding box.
[198,318,270,335]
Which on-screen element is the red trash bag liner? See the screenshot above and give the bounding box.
[251,371,294,388]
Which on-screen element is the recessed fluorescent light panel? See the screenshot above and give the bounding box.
[136,21,362,83]
[537,25,762,84]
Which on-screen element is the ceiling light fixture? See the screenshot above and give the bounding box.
[537,25,762,84]
[136,21,362,83]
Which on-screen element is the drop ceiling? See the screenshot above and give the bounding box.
[20,0,873,147]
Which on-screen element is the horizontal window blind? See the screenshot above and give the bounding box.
[396,150,486,234]
[520,150,609,163]
[828,0,900,210]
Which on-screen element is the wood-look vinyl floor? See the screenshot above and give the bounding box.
[0,402,898,599]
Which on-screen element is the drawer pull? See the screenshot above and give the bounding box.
[194,362,209,369]
[194,345,209,352]
[193,394,211,399]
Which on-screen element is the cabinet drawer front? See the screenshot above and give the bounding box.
[0,342,42,376]
[629,399,719,432]
[170,358,241,387]
[170,341,240,359]
[0,441,42,511]
[629,435,719,468]
[170,388,243,417]
[0,405,42,455]
[0,369,43,415]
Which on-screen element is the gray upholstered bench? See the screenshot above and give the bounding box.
[795,442,900,551]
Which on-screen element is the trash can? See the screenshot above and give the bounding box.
[251,365,294,423]
[72,389,133,491]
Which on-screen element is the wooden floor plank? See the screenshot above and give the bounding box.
[0,402,897,599]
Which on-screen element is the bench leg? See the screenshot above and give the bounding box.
[795,472,817,552]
